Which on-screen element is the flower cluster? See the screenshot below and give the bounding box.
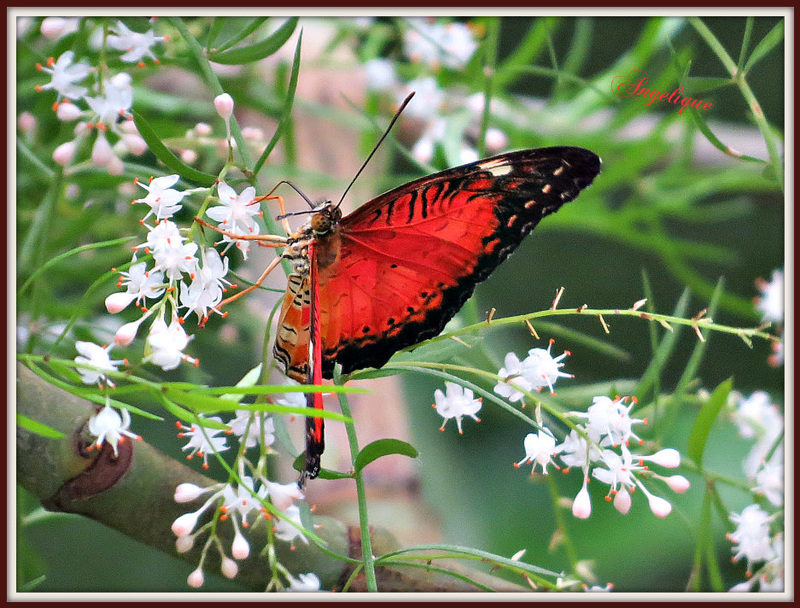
[35,18,167,176]
[434,340,689,520]
[361,18,507,167]
[524,396,687,519]
[753,268,784,367]
[726,391,784,592]
[170,385,321,591]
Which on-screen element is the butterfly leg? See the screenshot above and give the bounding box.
[193,216,288,246]
[254,192,293,235]
[217,254,284,308]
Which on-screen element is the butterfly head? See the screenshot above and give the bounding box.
[309,202,342,236]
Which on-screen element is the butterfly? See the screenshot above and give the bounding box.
[200,101,601,485]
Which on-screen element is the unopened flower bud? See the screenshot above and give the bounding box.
[644,448,681,468]
[187,567,204,588]
[171,511,201,537]
[221,557,238,579]
[91,133,114,166]
[105,292,135,314]
[572,484,592,519]
[40,17,79,40]
[647,494,672,518]
[114,319,143,346]
[663,474,690,494]
[57,102,82,121]
[214,93,234,121]
[52,141,77,166]
[613,487,631,515]
[231,529,250,560]
[175,535,194,553]
[174,482,207,503]
[18,112,36,133]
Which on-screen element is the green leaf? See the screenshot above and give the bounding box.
[16,414,66,439]
[219,363,262,403]
[208,17,298,65]
[743,20,784,75]
[253,28,302,176]
[687,377,733,468]
[353,438,419,473]
[18,237,133,296]
[689,106,765,163]
[131,110,216,186]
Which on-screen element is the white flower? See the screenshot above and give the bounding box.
[179,247,232,321]
[265,480,304,511]
[273,378,307,408]
[520,340,572,395]
[149,232,199,282]
[754,269,783,324]
[403,19,477,70]
[432,381,482,433]
[728,504,776,568]
[145,317,196,371]
[228,410,275,450]
[85,78,134,127]
[222,475,268,523]
[754,449,784,507]
[364,58,397,91]
[87,405,140,456]
[577,395,645,448]
[36,51,90,100]
[177,415,229,469]
[515,430,557,475]
[286,572,321,592]
[74,341,124,387]
[273,504,309,545]
[494,352,534,403]
[106,261,166,313]
[133,175,186,220]
[555,429,601,470]
[206,182,262,259]
[107,21,167,64]
[136,219,184,254]
[730,391,781,439]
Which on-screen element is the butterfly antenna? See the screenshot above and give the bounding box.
[267,180,317,210]
[335,91,415,210]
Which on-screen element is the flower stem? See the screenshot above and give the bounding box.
[336,389,378,591]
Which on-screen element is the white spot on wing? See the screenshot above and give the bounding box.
[479,158,513,176]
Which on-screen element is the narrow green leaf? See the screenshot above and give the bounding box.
[18,237,133,296]
[131,110,216,186]
[209,17,298,65]
[743,20,784,75]
[689,107,765,163]
[687,377,733,467]
[159,395,229,430]
[253,28,302,176]
[212,17,270,54]
[16,414,66,439]
[354,439,419,473]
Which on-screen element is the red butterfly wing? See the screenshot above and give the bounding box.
[314,146,601,378]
